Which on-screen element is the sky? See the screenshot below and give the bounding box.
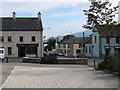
[1,0,120,38]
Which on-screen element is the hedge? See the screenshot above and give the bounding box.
[98,55,120,72]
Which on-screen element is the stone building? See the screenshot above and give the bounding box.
[58,35,90,58]
[0,12,43,58]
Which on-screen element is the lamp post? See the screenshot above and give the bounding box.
[55,37,58,52]
[83,32,85,58]
[43,27,50,52]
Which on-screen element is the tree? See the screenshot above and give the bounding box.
[83,1,119,56]
[44,37,58,52]
[47,37,56,49]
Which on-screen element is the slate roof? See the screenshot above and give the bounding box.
[97,25,120,37]
[73,37,91,44]
[59,37,91,44]
[0,18,43,31]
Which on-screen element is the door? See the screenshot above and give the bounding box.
[18,47,25,57]
[105,48,109,56]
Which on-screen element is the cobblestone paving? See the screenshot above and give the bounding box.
[1,64,118,88]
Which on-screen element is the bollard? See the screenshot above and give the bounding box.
[94,59,95,67]
[2,59,4,62]
[6,58,8,63]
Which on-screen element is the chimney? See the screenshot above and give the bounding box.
[13,11,16,20]
[38,12,41,19]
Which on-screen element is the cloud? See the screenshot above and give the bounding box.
[1,2,89,16]
[2,0,89,3]
[49,11,81,17]
[43,20,86,37]
[2,0,119,16]
[2,2,61,16]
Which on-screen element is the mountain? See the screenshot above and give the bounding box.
[56,30,92,40]
[56,35,63,40]
[69,30,92,37]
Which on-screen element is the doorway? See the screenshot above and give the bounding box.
[18,47,26,57]
[17,43,38,57]
[105,48,110,56]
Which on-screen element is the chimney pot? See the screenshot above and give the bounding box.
[38,12,41,19]
[13,11,16,20]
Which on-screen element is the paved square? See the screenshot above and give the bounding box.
[1,64,118,88]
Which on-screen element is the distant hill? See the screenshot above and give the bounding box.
[56,30,92,40]
[56,35,63,40]
[69,30,92,37]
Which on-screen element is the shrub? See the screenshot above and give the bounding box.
[98,60,107,69]
[98,55,120,72]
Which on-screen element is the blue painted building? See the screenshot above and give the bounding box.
[84,25,120,58]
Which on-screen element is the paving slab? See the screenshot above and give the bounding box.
[1,64,118,88]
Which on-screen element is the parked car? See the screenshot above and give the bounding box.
[57,52,67,58]
[0,48,5,60]
[43,51,49,56]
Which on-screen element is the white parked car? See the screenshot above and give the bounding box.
[0,48,5,60]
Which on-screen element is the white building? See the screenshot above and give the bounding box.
[0,12,43,58]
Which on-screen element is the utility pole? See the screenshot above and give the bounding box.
[83,32,85,58]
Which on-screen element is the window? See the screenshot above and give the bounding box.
[26,47,36,55]
[32,36,35,42]
[19,36,23,42]
[79,44,81,48]
[64,50,66,54]
[116,37,119,43]
[0,36,4,42]
[115,48,120,55]
[64,44,66,48]
[8,36,12,42]
[106,38,109,43]
[95,36,97,43]
[89,46,91,54]
[68,44,70,48]
[76,49,80,54]
[8,47,12,55]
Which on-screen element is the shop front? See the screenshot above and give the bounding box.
[17,43,39,57]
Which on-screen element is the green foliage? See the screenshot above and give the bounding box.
[98,55,120,72]
[44,37,60,51]
[43,37,56,51]
[47,37,56,49]
[83,1,119,57]
[83,1,118,30]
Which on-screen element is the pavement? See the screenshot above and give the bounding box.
[0,58,119,89]
[88,58,104,67]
